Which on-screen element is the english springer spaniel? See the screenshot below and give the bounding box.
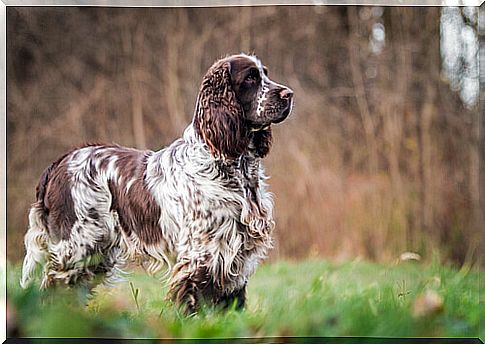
[20,53,293,313]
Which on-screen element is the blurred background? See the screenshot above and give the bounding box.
[6,6,482,265]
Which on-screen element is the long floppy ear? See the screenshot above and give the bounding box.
[193,61,248,160]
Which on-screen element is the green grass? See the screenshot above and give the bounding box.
[6,259,482,339]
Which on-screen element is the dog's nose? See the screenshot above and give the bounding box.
[280,88,294,100]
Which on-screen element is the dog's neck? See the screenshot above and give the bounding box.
[184,123,271,162]
[183,124,199,144]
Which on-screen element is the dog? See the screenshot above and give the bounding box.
[20,53,293,313]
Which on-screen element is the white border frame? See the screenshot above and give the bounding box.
[0,0,484,6]
[0,2,482,343]
[1,0,7,342]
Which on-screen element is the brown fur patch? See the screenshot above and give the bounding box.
[109,150,163,245]
[42,157,77,241]
[36,145,164,245]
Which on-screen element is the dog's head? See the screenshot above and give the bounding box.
[193,54,293,160]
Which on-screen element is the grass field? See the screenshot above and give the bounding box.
[6,259,482,339]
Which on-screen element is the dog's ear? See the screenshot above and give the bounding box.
[194,61,248,160]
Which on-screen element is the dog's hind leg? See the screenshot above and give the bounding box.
[45,211,124,291]
[39,217,107,285]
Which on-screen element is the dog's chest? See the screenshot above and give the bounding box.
[185,158,263,218]
[147,145,272,248]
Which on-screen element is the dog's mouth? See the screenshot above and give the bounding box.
[248,99,293,132]
[271,98,293,125]
[271,105,292,124]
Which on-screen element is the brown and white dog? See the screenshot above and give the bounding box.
[20,53,293,313]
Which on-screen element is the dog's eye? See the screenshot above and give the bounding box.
[245,68,260,84]
[263,67,269,76]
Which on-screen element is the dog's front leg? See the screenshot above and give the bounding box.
[167,253,211,315]
[217,283,247,310]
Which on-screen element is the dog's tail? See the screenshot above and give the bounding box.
[20,163,56,289]
[20,205,49,288]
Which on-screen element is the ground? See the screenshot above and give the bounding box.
[6,258,482,339]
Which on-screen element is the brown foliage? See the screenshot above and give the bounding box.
[7,7,480,264]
